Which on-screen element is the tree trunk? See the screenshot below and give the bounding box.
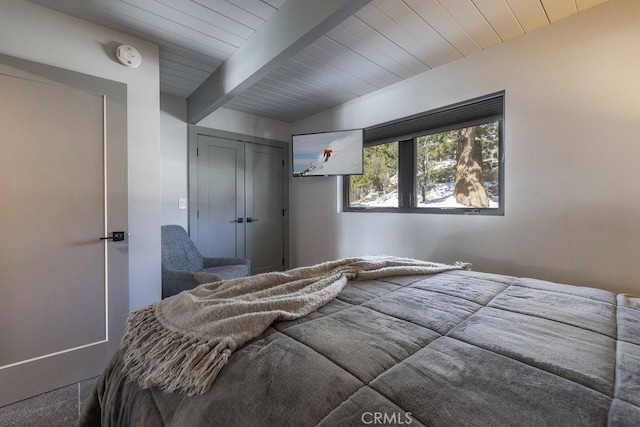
[421,154,427,202]
[454,126,489,208]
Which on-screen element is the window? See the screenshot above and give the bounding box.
[349,141,398,208]
[344,92,504,215]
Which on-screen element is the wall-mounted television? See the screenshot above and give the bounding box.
[292,129,363,177]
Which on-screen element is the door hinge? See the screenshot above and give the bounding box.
[197,209,199,219]
[282,208,286,216]
[197,147,199,157]
[282,257,285,266]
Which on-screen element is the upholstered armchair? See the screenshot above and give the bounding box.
[161,225,250,299]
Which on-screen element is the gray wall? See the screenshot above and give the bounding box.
[0,0,162,310]
[291,0,640,295]
[161,94,189,230]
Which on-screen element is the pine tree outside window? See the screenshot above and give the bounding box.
[349,141,398,208]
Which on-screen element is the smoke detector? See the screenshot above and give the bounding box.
[116,45,142,68]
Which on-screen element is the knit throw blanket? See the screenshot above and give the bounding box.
[121,256,470,396]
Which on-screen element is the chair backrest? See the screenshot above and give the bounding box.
[161,225,203,272]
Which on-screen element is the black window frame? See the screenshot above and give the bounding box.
[343,92,505,216]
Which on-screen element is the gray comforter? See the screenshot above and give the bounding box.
[78,270,640,426]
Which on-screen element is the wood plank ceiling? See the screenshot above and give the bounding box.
[28,0,608,122]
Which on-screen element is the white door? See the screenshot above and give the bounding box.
[194,133,285,273]
[0,54,128,406]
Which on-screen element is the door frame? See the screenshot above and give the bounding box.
[0,53,128,406]
[188,125,290,270]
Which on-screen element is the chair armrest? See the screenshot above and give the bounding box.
[202,257,250,268]
[192,271,223,284]
[162,269,222,299]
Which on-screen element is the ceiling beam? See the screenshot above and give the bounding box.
[186,0,373,124]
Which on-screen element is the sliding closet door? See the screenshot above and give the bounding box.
[245,143,284,274]
[0,54,128,406]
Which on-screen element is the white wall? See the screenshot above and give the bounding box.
[161,94,188,229]
[197,107,292,142]
[291,0,640,295]
[0,0,162,310]
[159,98,292,231]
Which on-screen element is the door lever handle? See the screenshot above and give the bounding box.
[246,217,259,223]
[100,231,125,241]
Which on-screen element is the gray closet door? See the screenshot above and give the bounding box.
[0,55,128,406]
[196,135,246,258]
[194,133,285,273]
[245,143,284,274]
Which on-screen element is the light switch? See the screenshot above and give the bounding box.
[178,198,187,210]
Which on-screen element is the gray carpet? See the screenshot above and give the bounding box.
[0,377,97,427]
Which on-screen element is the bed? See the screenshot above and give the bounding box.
[78,258,640,426]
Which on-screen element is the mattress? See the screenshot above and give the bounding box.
[79,269,640,426]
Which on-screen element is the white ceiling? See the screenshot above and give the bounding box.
[27,0,608,122]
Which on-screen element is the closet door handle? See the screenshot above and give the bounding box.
[246,217,259,223]
[99,231,125,241]
[232,218,244,223]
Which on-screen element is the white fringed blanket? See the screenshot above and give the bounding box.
[120,256,469,395]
